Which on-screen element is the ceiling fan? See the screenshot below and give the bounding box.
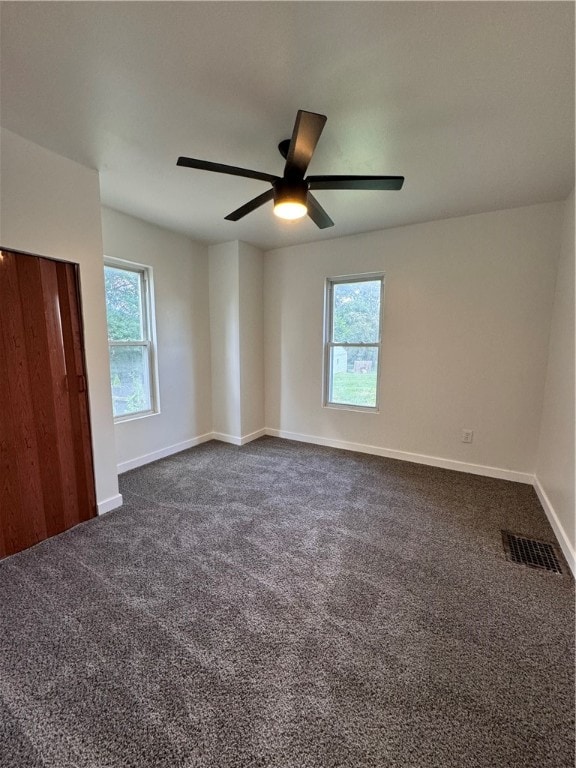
[177,110,404,229]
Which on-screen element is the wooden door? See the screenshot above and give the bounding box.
[0,250,96,557]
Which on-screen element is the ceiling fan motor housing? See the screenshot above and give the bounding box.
[273,178,309,207]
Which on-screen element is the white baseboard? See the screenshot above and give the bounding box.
[239,429,266,445]
[212,431,241,446]
[97,493,123,516]
[117,433,214,474]
[264,428,533,484]
[533,477,576,577]
[213,429,266,446]
[116,429,266,472]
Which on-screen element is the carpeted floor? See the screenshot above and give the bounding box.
[0,437,574,767]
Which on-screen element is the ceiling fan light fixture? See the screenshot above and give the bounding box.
[273,179,308,220]
[274,201,308,220]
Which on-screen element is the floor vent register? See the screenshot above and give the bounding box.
[502,530,563,575]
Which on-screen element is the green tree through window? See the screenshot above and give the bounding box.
[104,267,142,341]
[104,263,155,419]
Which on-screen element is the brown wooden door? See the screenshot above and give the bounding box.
[0,250,97,557]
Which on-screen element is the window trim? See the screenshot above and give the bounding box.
[104,257,160,422]
[323,272,385,413]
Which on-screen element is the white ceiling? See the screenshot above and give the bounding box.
[1,1,574,251]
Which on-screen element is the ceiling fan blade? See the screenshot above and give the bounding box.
[308,175,404,191]
[284,110,327,178]
[224,189,274,221]
[177,157,278,184]
[306,193,334,229]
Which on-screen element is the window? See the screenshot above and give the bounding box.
[324,274,384,410]
[104,260,158,420]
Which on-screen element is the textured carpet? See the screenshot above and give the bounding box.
[0,437,573,768]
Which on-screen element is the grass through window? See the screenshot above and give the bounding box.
[331,372,378,407]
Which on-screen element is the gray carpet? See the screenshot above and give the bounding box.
[0,437,573,768]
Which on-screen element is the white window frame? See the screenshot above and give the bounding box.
[323,272,385,412]
[104,257,160,422]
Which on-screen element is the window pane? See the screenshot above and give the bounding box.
[329,347,379,407]
[109,345,151,417]
[104,266,144,341]
[332,280,381,343]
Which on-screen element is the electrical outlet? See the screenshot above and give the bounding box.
[461,429,474,443]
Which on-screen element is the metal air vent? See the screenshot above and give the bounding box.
[502,531,563,574]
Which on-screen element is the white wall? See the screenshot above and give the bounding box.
[264,202,562,480]
[0,128,120,512]
[209,241,242,439]
[535,190,575,568]
[208,240,265,443]
[101,208,213,471]
[238,242,265,438]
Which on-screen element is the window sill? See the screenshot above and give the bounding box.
[114,409,160,424]
[323,402,380,414]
